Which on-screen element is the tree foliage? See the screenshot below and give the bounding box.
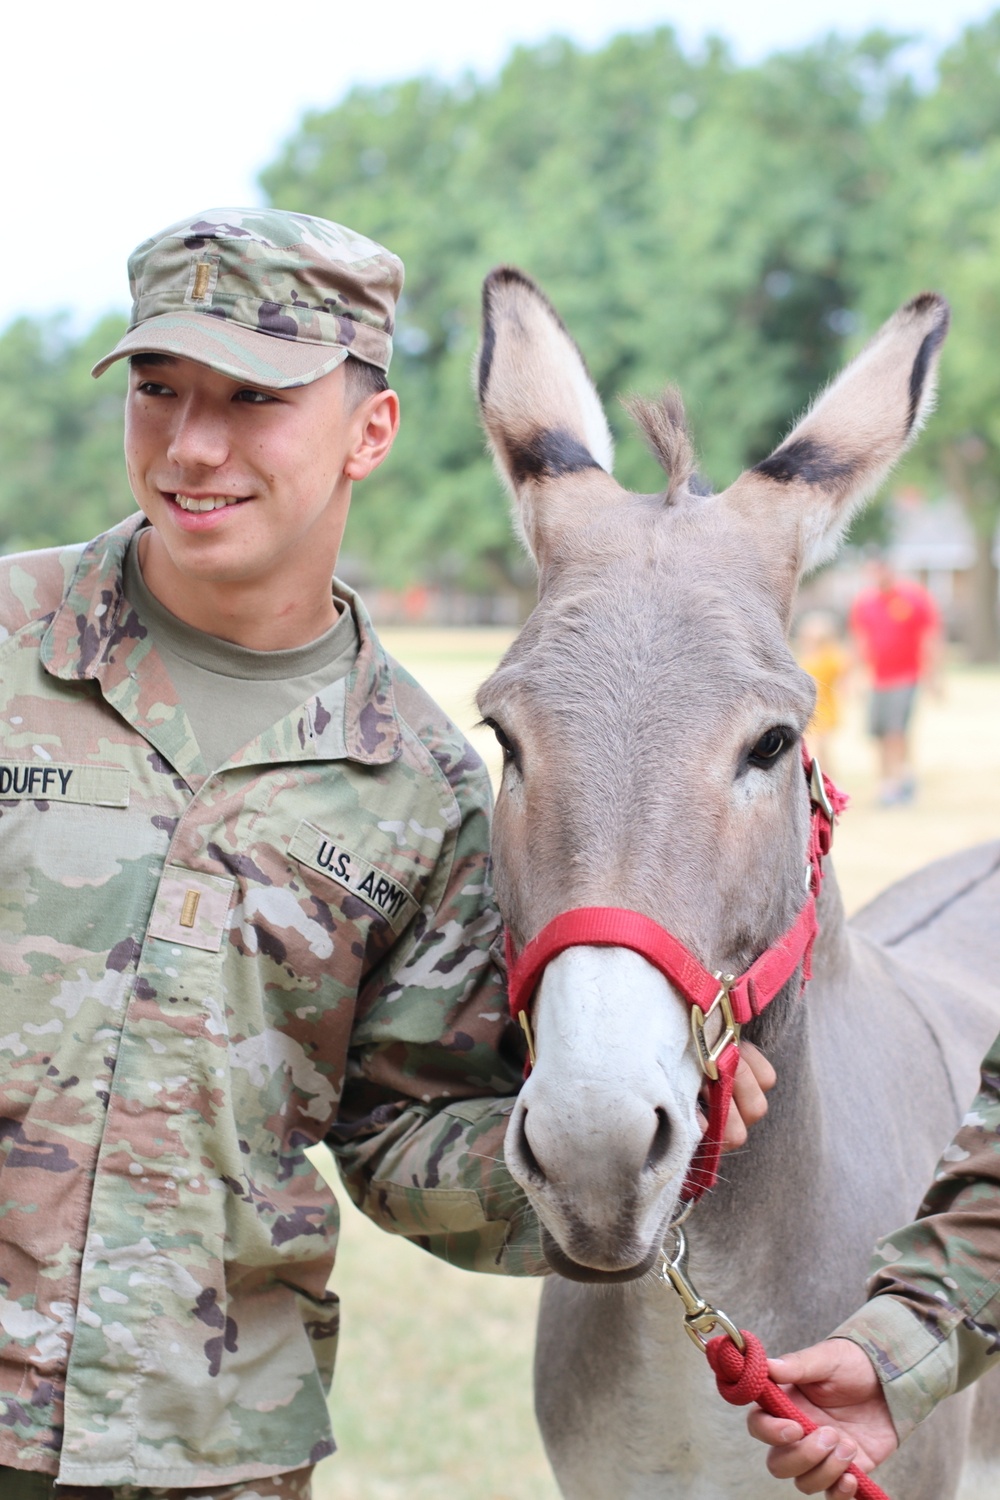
[0,314,129,555]
[2,17,1000,649]
[262,28,913,587]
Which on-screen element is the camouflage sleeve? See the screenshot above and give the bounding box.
[833,1026,1000,1441]
[327,747,546,1278]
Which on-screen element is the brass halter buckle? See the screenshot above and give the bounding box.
[658,1220,745,1353]
[517,1010,537,1066]
[809,754,835,821]
[690,973,740,1082]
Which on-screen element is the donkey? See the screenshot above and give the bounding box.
[474,269,1000,1499]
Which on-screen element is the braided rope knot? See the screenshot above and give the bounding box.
[705,1331,894,1500]
[706,1330,769,1405]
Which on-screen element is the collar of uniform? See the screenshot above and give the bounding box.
[40,512,149,684]
[332,580,402,766]
[39,514,403,768]
[41,514,224,790]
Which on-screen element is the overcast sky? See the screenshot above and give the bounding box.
[4,0,996,330]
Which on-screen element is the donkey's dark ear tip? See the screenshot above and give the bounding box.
[479,270,537,402]
[904,291,951,328]
[482,266,536,323]
[483,265,540,297]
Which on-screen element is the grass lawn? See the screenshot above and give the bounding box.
[313,630,1000,1498]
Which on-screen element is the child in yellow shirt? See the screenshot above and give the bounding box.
[795,610,851,774]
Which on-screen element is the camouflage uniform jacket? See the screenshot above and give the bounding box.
[0,514,542,1488]
[835,1024,1000,1441]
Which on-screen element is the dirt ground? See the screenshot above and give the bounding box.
[312,633,1000,1500]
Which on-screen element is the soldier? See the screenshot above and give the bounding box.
[0,208,774,1499]
[747,1026,1000,1495]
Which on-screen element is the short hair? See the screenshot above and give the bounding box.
[344,356,389,406]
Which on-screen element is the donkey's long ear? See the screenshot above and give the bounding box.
[725,293,950,576]
[477,267,616,562]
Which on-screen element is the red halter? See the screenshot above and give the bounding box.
[504,749,847,1203]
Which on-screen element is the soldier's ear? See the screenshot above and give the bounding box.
[343,389,400,482]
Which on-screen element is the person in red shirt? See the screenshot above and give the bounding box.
[848,556,941,805]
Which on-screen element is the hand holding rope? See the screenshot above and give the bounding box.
[659,1223,893,1500]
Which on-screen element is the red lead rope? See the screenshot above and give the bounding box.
[504,748,848,1200]
[706,1331,892,1500]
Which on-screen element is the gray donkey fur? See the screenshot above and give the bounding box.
[475,267,1000,1498]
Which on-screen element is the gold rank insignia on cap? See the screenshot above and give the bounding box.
[191,262,213,302]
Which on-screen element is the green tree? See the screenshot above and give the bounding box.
[846,15,1000,659]
[261,28,921,586]
[3,15,1000,662]
[0,313,131,555]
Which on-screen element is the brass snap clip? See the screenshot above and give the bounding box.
[658,1221,745,1354]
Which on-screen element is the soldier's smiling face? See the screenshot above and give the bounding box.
[123,354,396,633]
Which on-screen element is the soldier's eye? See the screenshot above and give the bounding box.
[233,388,278,404]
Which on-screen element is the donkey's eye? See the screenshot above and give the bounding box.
[748,726,794,768]
[482,717,518,767]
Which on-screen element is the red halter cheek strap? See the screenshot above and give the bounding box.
[503,750,847,1203]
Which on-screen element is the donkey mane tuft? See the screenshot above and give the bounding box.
[622,387,695,503]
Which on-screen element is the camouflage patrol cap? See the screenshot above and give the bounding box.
[92,207,404,387]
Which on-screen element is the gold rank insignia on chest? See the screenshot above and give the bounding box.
[148,866,237,951]
[290,819,419,935]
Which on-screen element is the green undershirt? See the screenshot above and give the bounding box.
[124,537,359,773]
[0,1470,61,1500]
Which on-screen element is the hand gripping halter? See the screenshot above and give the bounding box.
[504,748,847,1203]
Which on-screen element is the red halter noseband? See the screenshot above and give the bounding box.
[504,749,847,1203]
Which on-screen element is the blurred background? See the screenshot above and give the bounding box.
[5,0,1000,652]
[5,2,1000,1494]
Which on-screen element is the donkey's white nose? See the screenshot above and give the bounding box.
[503,946,703,1268]
[511,1081,672,1188]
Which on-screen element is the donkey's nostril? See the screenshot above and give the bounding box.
[516,1107,546,1183]
[644,1107,672,1173]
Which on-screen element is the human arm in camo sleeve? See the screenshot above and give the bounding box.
[833,1023,1000,1437]
[748,1025,1000,1494]
[327,669,546,1278]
